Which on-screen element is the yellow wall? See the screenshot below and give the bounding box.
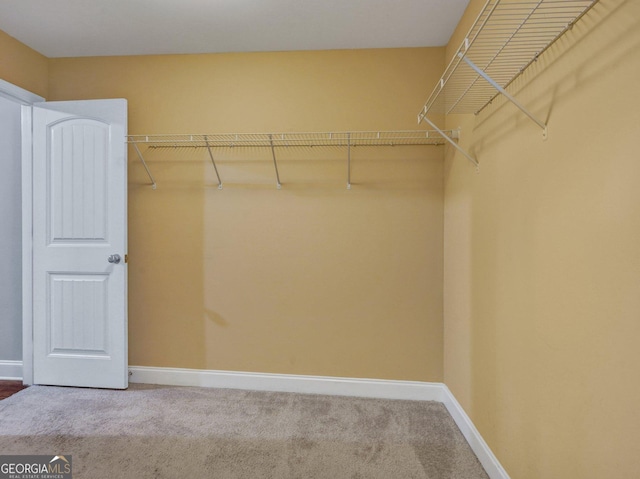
[443,0,640,477]
[48,48,446,381]
[0,30,48,98]
[9,3,637,471]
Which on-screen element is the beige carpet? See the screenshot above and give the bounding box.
[0,384,488,478]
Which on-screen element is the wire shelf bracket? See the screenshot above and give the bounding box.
[417,0,599,167]
[204,135,223,190]
[127,129,458,189]
[347,132,352,190]
[132,142,157,190]
[420,115,478,169]
[268,134,283,190]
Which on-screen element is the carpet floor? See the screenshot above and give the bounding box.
[0,384,489,478]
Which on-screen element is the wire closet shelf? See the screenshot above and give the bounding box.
[417,0,599,167]
[127,129,458,190]
[127,130,455,148]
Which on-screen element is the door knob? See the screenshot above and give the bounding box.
[108,254,121,264]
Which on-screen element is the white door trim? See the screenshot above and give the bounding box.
[21,102,36,385]
[0,79,44,385]
[0,79,43,105]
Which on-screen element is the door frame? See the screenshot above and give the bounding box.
[0,79,44,385]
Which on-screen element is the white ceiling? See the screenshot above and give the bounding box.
[0,0,470,58]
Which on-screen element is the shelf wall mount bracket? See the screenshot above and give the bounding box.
[132,142,157,190]
[459,53,548,140]
[347,132,352,190]
[417,114,479,170]
[269,134,282,189]
[204,135,223,189]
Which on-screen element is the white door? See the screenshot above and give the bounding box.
[32,99,128,389]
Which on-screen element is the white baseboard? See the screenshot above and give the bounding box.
[0,360,23,380]
[129,366,509,479]
[2,362,510,479]
[441,384,511,479]
[128,366,446,402]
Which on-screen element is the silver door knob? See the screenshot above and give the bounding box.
[108,254,121,264]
